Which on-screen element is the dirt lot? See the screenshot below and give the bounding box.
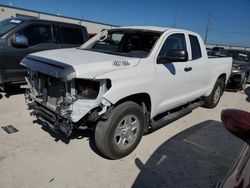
[0,85,249,188]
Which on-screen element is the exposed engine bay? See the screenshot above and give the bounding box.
[23,69,110,136]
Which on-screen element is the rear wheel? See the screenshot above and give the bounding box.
[203,79,224,108]
[95,101,144,159]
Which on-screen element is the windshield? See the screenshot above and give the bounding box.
[82,29,162,58]
[216,50,250,62]
[0,19,23,37]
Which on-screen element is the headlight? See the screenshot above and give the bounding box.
[232,66,241,71]
[75,79,100,99]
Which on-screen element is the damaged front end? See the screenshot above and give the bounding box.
[21,57,111,136]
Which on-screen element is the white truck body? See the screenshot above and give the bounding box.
[21,26,232,158]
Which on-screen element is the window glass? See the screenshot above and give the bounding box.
[111,33,123,42]
[189,35,202,60]
[18,24,52,46]
[93,32,124,52]
[159,33,186,57]
[0,19,23,37]
[52,25,61,43]
[60,26,84,44]
[85,29,161,58]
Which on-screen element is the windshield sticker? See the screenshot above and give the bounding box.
[112,60,131,67]
[10,19,21,24]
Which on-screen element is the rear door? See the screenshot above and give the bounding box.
[154,33,191,113]
[56,25,85,48]
[187,34,209,98]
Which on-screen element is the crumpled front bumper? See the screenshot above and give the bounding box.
[23,76,109,136]
[23,78,75,135]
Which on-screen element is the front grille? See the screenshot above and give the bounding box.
[47,78,65,106]
[32,72,66,106]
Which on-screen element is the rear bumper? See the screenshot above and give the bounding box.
[229,73,245,83]
[226,71,247,90]
[228,68,247,83]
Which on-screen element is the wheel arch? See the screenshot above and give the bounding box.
[205,73,227,97]
[111,93,152,133]
[218,73,227,90]
[218,73,227,81]
[114,93,152,115]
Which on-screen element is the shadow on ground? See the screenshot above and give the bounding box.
[33,119,107,158]
[0,83,25,99]
[244,86,250,102]
[132,120,245,188]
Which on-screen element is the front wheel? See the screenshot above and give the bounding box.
[95,101,144,159]
[203,79,224,108]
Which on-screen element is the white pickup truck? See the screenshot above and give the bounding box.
[21,26,232,159]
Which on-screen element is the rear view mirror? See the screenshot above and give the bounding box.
[13,35,28,47]
[99,30,108,41]
[157,49,188,64]
[221,109,250,145]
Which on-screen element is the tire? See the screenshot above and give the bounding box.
[0,84,4,91]
[95,101,144,159]
[239,75,247,91]
[203,79,224,108]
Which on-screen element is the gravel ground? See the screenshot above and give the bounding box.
[0,84,249,188]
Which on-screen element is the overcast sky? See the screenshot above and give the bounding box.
[1,0,250,46]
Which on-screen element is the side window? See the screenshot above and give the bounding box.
[60,26,84,44]
[159,33,186,57]
[18,24,52,46]
[52,25,61,44]
[189,35,202,60]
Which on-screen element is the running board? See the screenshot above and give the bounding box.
[150,100,204,131]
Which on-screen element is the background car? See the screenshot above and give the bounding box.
[216,49,250,90]
[0,17,88,90]
[207,46,224,56]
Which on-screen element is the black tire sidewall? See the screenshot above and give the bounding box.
[204,79,223,108]
[240,76,247,91]
[109,106,144,157]
[96,102,144,159]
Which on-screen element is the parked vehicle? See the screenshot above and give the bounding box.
[219,109,250,188]
[207,46,224,56]
[216,49,250,90]
[0,18,88,90]
[21,26,232,159]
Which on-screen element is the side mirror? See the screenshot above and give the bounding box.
[12,35,28,47]
[157,49,188,64]
[221,109,250,145]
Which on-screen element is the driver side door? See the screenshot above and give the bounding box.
[5,23,55,76]
[154,33,191,114]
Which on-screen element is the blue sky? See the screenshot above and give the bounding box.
[1,0,250,46]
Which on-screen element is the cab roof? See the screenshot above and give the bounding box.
[115,26,193,34]
[5,17,86,28]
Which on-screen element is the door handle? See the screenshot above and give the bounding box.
[184,66,192,72]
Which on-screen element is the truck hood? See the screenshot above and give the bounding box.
[21,48,140,80]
